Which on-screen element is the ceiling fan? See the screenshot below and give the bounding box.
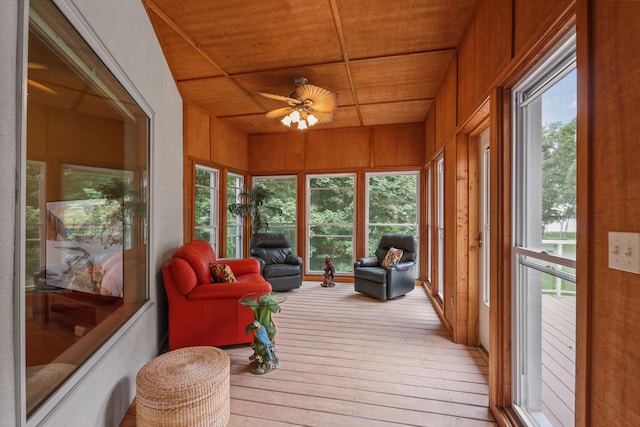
[258,77,338,130]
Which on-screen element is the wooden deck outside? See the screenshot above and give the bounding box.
[224,282,495,426]
[542,294,576,426]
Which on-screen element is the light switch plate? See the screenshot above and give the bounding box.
[608,231,640,274]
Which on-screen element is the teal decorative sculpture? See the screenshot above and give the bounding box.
[241,293,285,374]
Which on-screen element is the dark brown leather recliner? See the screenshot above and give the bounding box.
[353,233,418,301]
[250,233,303,292]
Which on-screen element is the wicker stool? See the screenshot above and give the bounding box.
[136,346,230,426]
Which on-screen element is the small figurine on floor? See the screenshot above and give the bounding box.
[321,257,335,287]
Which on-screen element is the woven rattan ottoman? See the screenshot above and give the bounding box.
[136,346,230,426]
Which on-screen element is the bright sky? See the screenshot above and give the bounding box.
[541,68,577,125]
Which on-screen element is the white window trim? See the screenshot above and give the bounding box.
[227,173,244,258]
[510,29,577,425]
[195,165,219,253]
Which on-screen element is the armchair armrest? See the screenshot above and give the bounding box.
[390,261,416,272]
[354,256,379,268]
[285,253,303,266]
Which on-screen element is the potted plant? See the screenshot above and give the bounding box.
[228,184,281,234]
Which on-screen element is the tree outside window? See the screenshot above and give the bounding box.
[366,173,419,256]
[253,176,297,249]
[195,166,219,252]
[307,175,355,274]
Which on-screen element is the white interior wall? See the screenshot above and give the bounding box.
[0,0,184,425]
[0,1,20,426]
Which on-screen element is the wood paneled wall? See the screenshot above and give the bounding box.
[586,1,640,424]
[249,124,425,174]
[435,56,458,153]
[456,0,512,124]
[184,103,249,171]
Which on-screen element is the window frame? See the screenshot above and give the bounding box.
[305,173,356,275]
[426,165,433,284]
[194,164,220,253]
[436,156,445,300]
[511,30,577,426]
[226,172,244,258]
[364,171,420,276]
[19,0,153,422]
[253,175,298,251]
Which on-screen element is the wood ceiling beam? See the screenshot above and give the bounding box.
[142,0,272,112]
[329,0,363,126]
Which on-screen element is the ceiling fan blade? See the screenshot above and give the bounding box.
[257,92,301,105]
[309,110,336,124]
[296,84,338,113]
[265,107,292,119]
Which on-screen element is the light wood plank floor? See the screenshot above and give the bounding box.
[225,282,496,426]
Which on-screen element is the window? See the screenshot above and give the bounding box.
[512,32,577,427]
[436,158,445,300]
[226,173,244,258]
[25,162,46,289]
[25,0,149,416]
[365,172,419,275]
[195,165,219,252]
[253,176,298,250]
[307,174,355,274]
[426,167,432,284]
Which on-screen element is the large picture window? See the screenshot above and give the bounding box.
[307,174,355,274]
[365,172,419,256]
[253,176,298,250]
[24,0,149,417]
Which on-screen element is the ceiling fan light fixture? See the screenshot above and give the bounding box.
[281,114,293,127]
[259,76,338,130]
[289,110,301,122]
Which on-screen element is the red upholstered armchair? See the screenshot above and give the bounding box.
[162,240,272,350]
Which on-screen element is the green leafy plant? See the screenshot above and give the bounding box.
[228,184,282,234]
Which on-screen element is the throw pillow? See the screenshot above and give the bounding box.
[209,263,237,283]
[381,247,403,268]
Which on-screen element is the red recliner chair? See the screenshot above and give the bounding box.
[162,240,272,350]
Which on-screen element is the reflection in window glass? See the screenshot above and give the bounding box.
[307,175,355,274]
[25,0,148,416]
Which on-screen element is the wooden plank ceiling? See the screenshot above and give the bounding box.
[143,0,477,134]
